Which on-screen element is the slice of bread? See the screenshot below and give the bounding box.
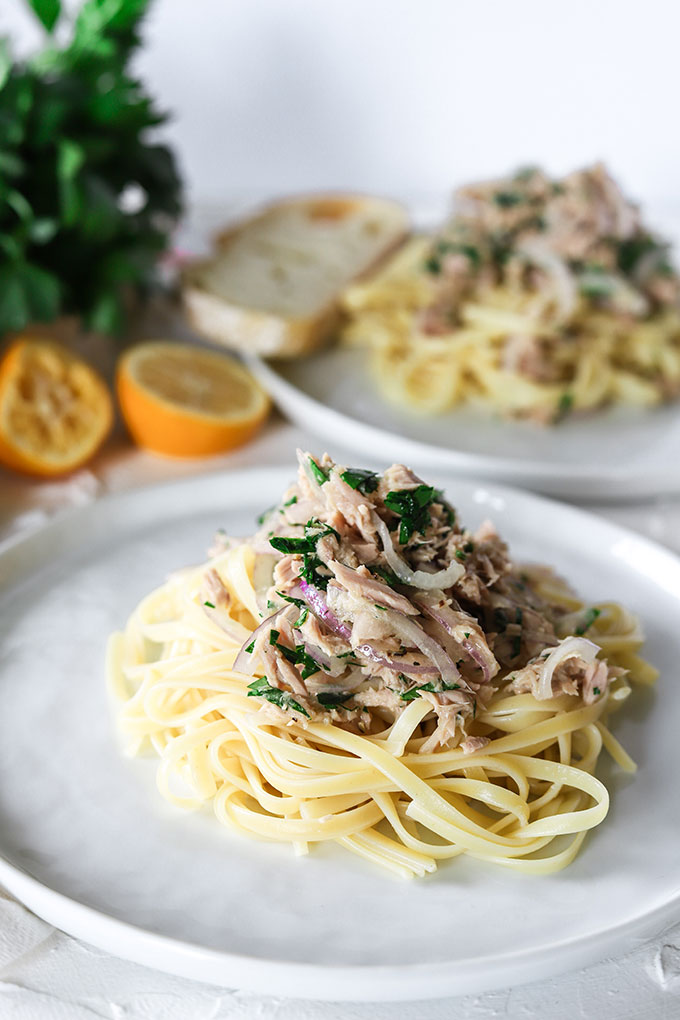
[182,194,409,357]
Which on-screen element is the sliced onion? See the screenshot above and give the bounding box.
[418,596,499,683]
[536,636,601,701]
[297,579,352,640]
[518,240,576,321]
[373,515,465,590]
[233,608,285,675]
[301,642,349,678]
[462,639,494,683]
[382,609,472,691]
[354,644,438,675]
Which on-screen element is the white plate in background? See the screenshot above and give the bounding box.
[250,349,680,501]
[0,467,679,1001]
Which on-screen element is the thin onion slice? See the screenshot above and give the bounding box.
[537,636,601,700]
[354,644,438,676]
[382,609,472,692]
[233,608,285,675]
[373,515,464,590]
[297,580,352,640]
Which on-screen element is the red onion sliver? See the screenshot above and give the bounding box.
[382,609,472,691]
[462,639,492,683]
[297,579,352,640]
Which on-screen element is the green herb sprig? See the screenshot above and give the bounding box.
[246,677,309,717]
[0,0,182,337]
[384,485,438,544]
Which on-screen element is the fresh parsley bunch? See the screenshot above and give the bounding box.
[0,0,183,337]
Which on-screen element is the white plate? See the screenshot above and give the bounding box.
[1,467,680,1002]
[249,350,680,501]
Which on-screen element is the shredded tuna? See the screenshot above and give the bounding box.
[240,453,618,750]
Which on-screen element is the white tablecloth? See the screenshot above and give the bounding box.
[2,419,680,1020]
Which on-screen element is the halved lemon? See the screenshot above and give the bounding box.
[0,337,113,477]
[116,341,270,457]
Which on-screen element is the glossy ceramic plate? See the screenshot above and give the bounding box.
[1,467,679,1001]
[249,350,680,501]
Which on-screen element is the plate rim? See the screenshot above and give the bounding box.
[2,464,680,1001]
[247,355,680,501]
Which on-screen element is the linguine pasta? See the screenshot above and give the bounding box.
[341,165,680,423]
[108,454,656,878]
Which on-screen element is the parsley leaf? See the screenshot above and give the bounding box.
[400,678,461,701]
[272,640,322,680]
[384,485,438,544]
[308,457,329,485]
[493,191,523,208]
[575,607,601,635]
[317,691,353,709]
[368,565,400,588]
[247,677,309,717]
[555,392,573,421]
[341,467,379,494]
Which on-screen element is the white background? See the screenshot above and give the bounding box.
[3,0,680,213]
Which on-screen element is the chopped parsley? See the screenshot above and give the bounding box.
[275,590,309,627]
[203,600,215,609]
[575,607,601,635]
[276,591,305,609]
[268,631,321,680]
[245,640,255,654]
[269,519,338,590]
[317,691,353,709]
[579,275,614,300]
[512,608,523,658]
[308,456,329,485]
[384,485,438,544]
[556,392,573,421]
[617,235,663,275]
[493,608,508,633]
[247,677,309,717]
[269,519,338,556]
[493,190,523,208]
[593,686,601,695]
[400,678,461,701]
[283,495,298,507]
[368,565,400,588]
[424,255,442,275]
[455,550,467,561]
[341,467,379,494]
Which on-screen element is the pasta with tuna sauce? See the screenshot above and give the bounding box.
[108,452,657,878]
[342,163,680,423]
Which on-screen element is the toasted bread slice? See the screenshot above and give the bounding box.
[182,194,409,357]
